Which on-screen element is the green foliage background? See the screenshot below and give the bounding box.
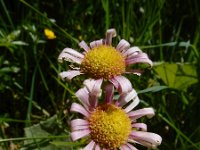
[0,0,200,149]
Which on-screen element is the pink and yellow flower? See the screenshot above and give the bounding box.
[58,29,152,93]
[70,79,162,150]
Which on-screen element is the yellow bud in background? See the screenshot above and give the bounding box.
[44,28,56,40]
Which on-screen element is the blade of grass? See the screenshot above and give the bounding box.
[0,0,14,29]
[158,113,200,149]
[26,67,37,127]
[101,0,110,30]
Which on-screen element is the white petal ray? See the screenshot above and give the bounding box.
[104,83,114,103]
[122,46,141,58]
[124,96,140,113]
[116,39,130,52]
[59,70,82,81]
[70,103,90,117]
[90,39,103,48]
[71,119,89,127]
[71,129,91,141]
[110,76,132,93]
[79,41,90,52]
[118,89,138,107]
[128,108,155,121]
[130,131,162,149]
[83,140,96,150]
[105,28,117,45]
[132,123,147,131]
[75,87,90,109]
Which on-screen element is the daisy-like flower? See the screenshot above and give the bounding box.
[58,29,152,93]
[70,79,162,150]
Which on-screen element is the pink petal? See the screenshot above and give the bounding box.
[116,39,130,52]
[84,78,103,94]
[75,87,90,109]
[109,76,132,93]
[71,129,91,141]
[95,144,101,150]
[118,89,138,107]
[126,143,138,150]
[125,53,153,67]
[58,51,83,64]
[79,41,90,52]
[120,144,132,150]
[70,103,90,117]
[104,83,114,103]
[105,28,117,45]
[130,131,162,149]
[84,78,103,108]
[128,108,155,121]
[59,70,82,81]
[124,96,140,113]
[83,140,96,150]
[71,124,89,131]
[62,48,84,58]
[90,39,103,48]
[122,47,141,58]
[71,119,89,127]
[132,123,147,131]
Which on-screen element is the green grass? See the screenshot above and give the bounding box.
[0,0,200,149]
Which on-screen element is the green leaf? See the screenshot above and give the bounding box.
[154,62,197,90]
[21,115,71,150]
[11,41,29,46]
[138,85,168,94]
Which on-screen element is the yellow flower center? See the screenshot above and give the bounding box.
[88,104,132,149]
[81,45,125,79]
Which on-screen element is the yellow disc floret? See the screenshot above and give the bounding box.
[88,104,132,149]
[81,45,125,79]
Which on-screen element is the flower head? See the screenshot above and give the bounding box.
[58,29,152,93]
[44,28,56,39]
[70,80,162,149]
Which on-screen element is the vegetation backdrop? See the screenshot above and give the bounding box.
[0,0,200,149]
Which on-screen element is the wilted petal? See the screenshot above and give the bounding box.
[128,108,155,121]
[83,140,96,150]
[71,129,91,141]
[116,39,130,52]
[79,41,90,52]
[105,28,117,45]
[132,123,147,131]
[130,131,162,149]
[59,70,82,81]
[90,39,103,48]
[109,76,132,93]
[70,103,90,117]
